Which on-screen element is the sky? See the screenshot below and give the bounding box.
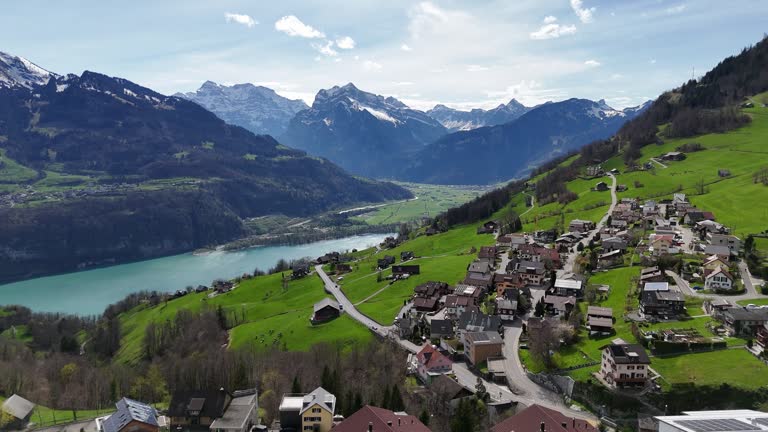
[1,0,767,110]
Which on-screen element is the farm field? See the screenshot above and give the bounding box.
[652,349,768,390]
[352,182,490,225]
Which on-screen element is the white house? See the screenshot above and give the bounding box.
[704,267,734,291]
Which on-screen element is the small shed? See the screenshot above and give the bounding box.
[2,394,36,429]
[311,298,341,324]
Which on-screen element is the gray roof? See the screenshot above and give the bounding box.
[2,394,35,420]
[643,282,669,292]
[457,310,500,332]
[704,244,731,256]
[430,319,454,335]
[465,331,502,345]
[301,387,336,415]
[209,393,257,431]
[102,398,158,432]
[723,307,768,321]
[587,306,613,318]
[468,261,490,274]
[655,290,685,302]
[313,298,340,313]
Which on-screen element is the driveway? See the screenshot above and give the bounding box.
[562,173,618,275]
[666,269,766,303]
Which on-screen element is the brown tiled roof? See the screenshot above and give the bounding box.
[491,404,598,432]
[416,344,453,371]
[332,406,431,432]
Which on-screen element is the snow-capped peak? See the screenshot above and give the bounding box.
[0,51,57,89]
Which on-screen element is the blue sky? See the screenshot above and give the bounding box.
[2,0,766,109]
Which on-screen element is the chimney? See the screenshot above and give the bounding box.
[398,419,401,426]
[540,422,546,432]
[368,422,373,432]
[387,421,393,427]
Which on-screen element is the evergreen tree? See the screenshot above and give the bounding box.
[389,385,405,412]
[321,366,331,392]
[419,409,430,426]
[352,392,363,415]
[381,386,391,409]
[291,375,302,394]
[450,399,475,432]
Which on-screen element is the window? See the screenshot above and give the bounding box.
[312,408,321,413]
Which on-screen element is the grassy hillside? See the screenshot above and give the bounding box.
[116,271,372,364]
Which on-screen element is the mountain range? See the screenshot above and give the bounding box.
[405,98,651,184]
[0,52,410,281]
[175,81,308,137]
[426,99,531,132]
[280,83,447,178]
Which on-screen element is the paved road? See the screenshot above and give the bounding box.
[665,269,766,303]
[562,173,618,275]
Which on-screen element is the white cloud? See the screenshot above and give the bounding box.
[335,36,356,50]
[363,60,383,71]
[530,18,577,40]
[570,0,595,23]
[312,40,338,57]
[408,2,472,40]
[274,15,325,38]
[650,59,657,64]
[467,64,489,72]
[392,81,414,86]
[609,73,624,80]
[400,44,413,52]
[665,4,686,14]
[224,13,257,28]
[584,59,601,67]
[484,80,567,107]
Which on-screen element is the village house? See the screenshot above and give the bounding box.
[1,394,35,431]
[477,220,499,234]
[704,267,734,291]
[279,387,336,432]
[586,165,603,177]
[497,233,527,249]
[213,280,234,294]
[468,260,491,274]
[511,259,547,286]
[491,404,598,432]
[569,219,596,233]
[478,245,498,260]
[516,244,562,268]
[292,262,311,279]
[694,220,729,235]
[400,251,415,261]
[661,151,686,161]
[554,278,583,297]
[703,244,731,260]
[650,234,674,256]
[494,273,526,295]
[595,181,609,191]
[100,398,159,432]
[413,296,440,313]
[444,295,474,317]
[704,298,733,317]
[598,249,623,268]
[555,232,582,246]
[600,342,651,388]
[683,209,716,225]
[639,267,666,284]
[209,390,259,432]
[719,307,768,336]
[462,271,493,289]
[392,265,420,277]
[602,236,628,252]
[414,281,450,298]
[311,298,341,324]
[640,282,685,317]
[707,233,741,253]
[430,319,454,340]
[587,306,614,334]
[533,229,557,244]
[543,295,576,318]
[413,344,453,383]
[331,406,431,432]
[377,255,396,269]
[382,237,399,249]
[335,263,352,273]
[757,322,768,349]
[457,308,501,343]
[702,255,728,276]
[316,252,340,264]
[495,297,517,321]
[464,331,504,366]
[168,388,233,430]
[654,410,768,432]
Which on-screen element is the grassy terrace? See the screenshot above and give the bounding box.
[338,224,495,325]
[116,271,372,364]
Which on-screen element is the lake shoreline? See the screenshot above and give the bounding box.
[0,233,393,315]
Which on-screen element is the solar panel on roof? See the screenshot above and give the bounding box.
[754,419,768,427]
[676,419,761,432]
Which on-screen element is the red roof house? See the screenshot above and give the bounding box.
[491,404,597,432]
[332,406,431,432]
